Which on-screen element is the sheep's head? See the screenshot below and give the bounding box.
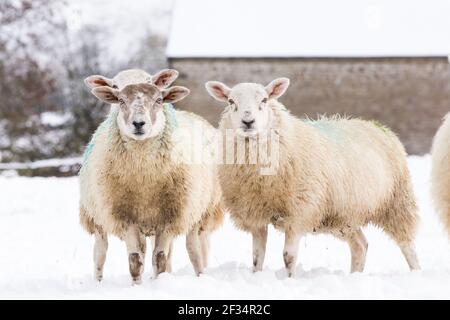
[91,84,190,141]
[205,78,290,137]
[84,69,179,91]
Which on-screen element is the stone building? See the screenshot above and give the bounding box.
[167,0,450,154]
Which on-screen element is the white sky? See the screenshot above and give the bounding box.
[167,0,450,58]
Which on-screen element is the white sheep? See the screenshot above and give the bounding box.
[80,81,223,283]
[82,68,178,279]
[205,78,420,276]
[431,113,450,238]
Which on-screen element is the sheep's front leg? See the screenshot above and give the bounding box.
[166,241,174,273]
[252,226,268,272]
[93,230,108,281]
[283,229,300,277]
[186,225,204,276]
[150,235,173,273]
[153,232,173,278]
[125,224,146,284]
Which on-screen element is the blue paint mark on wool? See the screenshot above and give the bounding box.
[303,118,342,143]
[165,103,178,130]
[82,109,118,167]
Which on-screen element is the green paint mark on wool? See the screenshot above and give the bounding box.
[370,120,392,134]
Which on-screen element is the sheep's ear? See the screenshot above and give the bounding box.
[91,86,120,104]
[163,86,190,104]
[205,81,231,102]
[265,78,290,100]
[152,69,179,89]
[84,75,114,89]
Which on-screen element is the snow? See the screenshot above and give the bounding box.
[2,0,174,71]
[40,112,72,127]
[64,0,174,66]
[167,0,450,58]
[0,157,82,171]
[65,0,173,36]
[1,156,450,299]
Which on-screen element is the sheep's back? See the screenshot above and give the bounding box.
[431,113,450,237]
[300,117,411,227]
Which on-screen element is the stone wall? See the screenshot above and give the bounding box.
[169,58,450,154]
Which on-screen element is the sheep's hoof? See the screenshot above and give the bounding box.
[156,251,167,275]
[94,268,103,282]
[132,277,142,285]
[253,267,262,273]
[252,261,262,273]
[287,270,295,278]
[283,252,295,277]
[253,258,263,273]
[129,253,143,282]
[195,269,204,277]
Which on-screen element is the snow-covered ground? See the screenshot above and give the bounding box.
[0,156,449,299]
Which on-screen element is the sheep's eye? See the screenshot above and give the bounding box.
[228,99,238,111]
[112,84,118,89]
[156,98,163,104]
[261,98,268,104]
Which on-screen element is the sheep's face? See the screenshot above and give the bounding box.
[84,69,180,91]
[205,78,290,137]
[116,84,164,140]
[90,84,190,141]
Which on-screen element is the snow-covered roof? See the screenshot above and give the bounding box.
[167,0,450,58]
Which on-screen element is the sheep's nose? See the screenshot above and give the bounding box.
[242,119,255,129]
[132,121,146,130]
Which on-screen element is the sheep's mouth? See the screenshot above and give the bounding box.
[238,128,258,137]
[133,131,146,138]
[132,131,149,141]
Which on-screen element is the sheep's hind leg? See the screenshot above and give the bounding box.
[125,224,146,284]
[252,226,268,272]
[380,225,420,270]
[398,242,420,271]
[93,231,108,282]
[344,228,368,273]
[153,232,173,278]
[186,225,204,276]
[283,229,300,277]
[377,205,421,271]
[199,231,210,269]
